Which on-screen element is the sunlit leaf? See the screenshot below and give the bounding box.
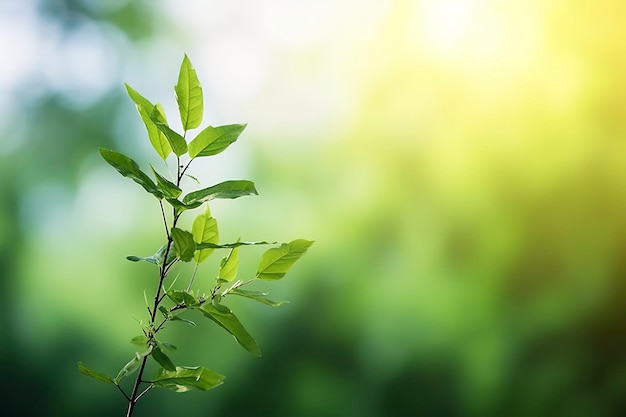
[150,107,188,156]
[99,148,162,198]
[152,366,224,392]
[230,289,286,307]
[171,228,196,262]
[197,304,261,356]
[152,166,182,199]
[151,347,176,371]
[218,245,239,282]
[256,239,314,281]
[78,362,114,385]
[188,124,246,158]
[192,206,219,263]
[183,180,257,206]
[175,54,203,131]
[125,84,171,159]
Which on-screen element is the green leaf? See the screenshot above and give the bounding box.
[126,243,175,266]
[218,246,239,282]
[166,290,199,307]
[188,124,246,158]
[170,314,196,327]
[230,289,286,307]
[197,304,261,356]
[192,206,219,263]
[166,198,194,214]
[78,362,114,385]
[171,228,196,262]
[152,166,182,199]
[196,240,276,250]
[99,148,162,198]
[151,347,176,371]
[130,335,148,346]
[150,107,188,156]
[125,84,172,159]
[159,341,178,351]
[175,54,203,131]
[256,239,314,281]
[183,180,257,206]
[126,255,158,264]
[114,352,147,384]
[152,366,224,392]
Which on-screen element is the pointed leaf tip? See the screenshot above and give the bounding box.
[175,54,203,131]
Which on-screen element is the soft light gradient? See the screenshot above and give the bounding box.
[1,0,626,416]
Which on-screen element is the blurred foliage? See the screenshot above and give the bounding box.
[2,0,626,416]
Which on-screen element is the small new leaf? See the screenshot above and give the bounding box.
[256,239,314,281]
[192,206,219,263]
[99,148,163,199]
[188,124,246,158]
[197,304,261,356]
[218,246,240,282]
[152,366,224,392]
[175,54,203,131]
[171,228,196,262]
[125,84,172,159]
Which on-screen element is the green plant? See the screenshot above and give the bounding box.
[78,55,313,417]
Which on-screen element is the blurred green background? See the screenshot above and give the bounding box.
[2,0,626,416]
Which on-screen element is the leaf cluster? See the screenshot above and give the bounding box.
[78,55,312,415]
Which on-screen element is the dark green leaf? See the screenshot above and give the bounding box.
[192,206,219,263]
[188,124,246,158]
[165,198,195,213]
[152,166,182,199]
[175,54,203,131]
[183,180,257,206]
[150,107,188,156]
[78,362,114,385]
[125,84,172,159]
[256,239,314,281]
[230,289,286,307]
[152,366,224,392]
[171,228,196,262]
[99,148,162,198]
[158,306,170,318]
[197,304,260,356]
[151,347,176,371]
